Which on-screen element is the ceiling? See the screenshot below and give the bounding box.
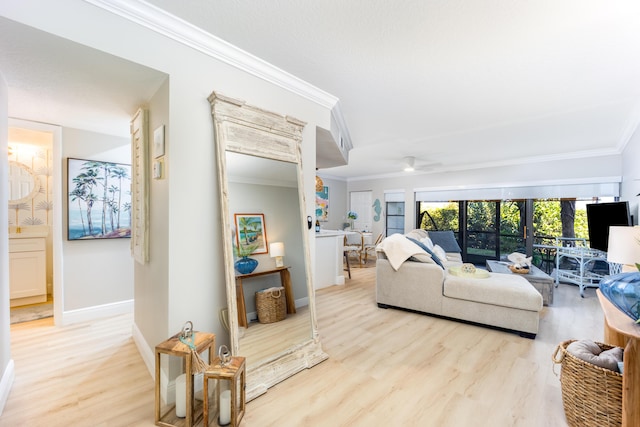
[2,2,640,180]
[0,17,167,139]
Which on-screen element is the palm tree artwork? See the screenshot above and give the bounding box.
[234,213,268,255]
[67,158,132,240]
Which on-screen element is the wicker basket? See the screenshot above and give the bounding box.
[552,339,623,427]
[256,287,286,324]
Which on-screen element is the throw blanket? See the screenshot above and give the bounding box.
[377,234,425,271]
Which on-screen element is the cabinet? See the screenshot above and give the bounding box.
[9,236,47,307]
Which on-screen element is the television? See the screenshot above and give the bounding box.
[586,201,632,252]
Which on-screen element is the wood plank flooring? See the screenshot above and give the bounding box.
[2,262,604,426]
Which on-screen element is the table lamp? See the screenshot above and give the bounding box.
[607,226,640,275]
[270,242,285,267]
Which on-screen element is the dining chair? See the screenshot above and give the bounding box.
[344,233,364,271]
[363,233,384,264]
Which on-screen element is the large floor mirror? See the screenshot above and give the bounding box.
[209,92,328,400]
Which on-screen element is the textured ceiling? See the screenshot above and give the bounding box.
[0,17,167,138]
[146,0,640,178]
[2,2,640,179]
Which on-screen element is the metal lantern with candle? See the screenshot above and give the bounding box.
[270,242,285,268]
[154,325,215,427]
[203,351,246,427]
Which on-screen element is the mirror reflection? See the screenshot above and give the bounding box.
[8,160,40,202]
[226,152,311,367]
[210,90,326,401]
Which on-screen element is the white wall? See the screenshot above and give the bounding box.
[0,70,13,415]
[134,77,170,351]
[0,0,333,374]
[61,128,133,310]
[621,130,640,224]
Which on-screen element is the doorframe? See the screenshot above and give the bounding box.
[8,118,63,325]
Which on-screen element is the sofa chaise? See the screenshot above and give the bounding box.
[375,230,543,338]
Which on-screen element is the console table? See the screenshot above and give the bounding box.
[597,289,640,426]
[235,266,296,328]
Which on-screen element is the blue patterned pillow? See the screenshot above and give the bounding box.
[406,237,444,269]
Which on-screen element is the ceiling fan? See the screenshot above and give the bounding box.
[401,156,440,172]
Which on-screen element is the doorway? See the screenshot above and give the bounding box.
[7,119,62,324]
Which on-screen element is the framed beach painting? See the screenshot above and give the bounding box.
[234,213,269,255]
[67,158,132,240]
[316,185,329,221]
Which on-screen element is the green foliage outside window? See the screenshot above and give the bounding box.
[418,199,590,251]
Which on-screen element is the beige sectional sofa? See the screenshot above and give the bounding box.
[375,230,543,338]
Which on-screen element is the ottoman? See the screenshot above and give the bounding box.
[442,272,543,337]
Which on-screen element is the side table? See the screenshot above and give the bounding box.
[235,266,296,328]
[597,290,640,426]
[155,331,215,427]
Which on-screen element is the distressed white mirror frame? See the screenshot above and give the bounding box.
[209,91,327,400]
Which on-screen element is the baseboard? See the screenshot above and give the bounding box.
[61,299,134,326]
[132,322,154,378]
[0,359,15,416]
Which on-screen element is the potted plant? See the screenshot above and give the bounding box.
[347,210,358,229]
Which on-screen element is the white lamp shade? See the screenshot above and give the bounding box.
[270,242,285,257]
[607,226,640,266]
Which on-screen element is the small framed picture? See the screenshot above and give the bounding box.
[153,125,165,158]
[234,213,268,255]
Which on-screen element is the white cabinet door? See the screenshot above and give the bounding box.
[10,250,46,299]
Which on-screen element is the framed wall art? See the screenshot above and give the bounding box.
[67,157,132,240]
[315,185,329,221]
[234,213,268,255]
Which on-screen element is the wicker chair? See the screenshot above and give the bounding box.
[363,233,384,264]
[344,233,363,277]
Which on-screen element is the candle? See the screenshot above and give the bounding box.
[175,374,186,418]
[219,389,231,425]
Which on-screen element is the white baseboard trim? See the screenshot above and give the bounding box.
[132,322,154,378]
[0,359,15,416]
[61,299,134,326]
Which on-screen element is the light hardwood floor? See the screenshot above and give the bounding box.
[2,262,604,426]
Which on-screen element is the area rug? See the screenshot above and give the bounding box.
[10,303,53,324]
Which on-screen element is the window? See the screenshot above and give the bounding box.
[386,202,405,235]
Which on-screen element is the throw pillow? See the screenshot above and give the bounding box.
[420,236,435,250]
[408,253,435,264]
[427,231,462,253]
[405,229,428,241]
[406,237,444,268]
[566,340,623,372]
[432,245,448,264]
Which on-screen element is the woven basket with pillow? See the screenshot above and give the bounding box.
[552,339,623,427]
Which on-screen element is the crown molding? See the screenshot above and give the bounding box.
[84,0,340,111]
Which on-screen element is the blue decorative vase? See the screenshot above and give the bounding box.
[599,272,640,322]
[235,257,258,275]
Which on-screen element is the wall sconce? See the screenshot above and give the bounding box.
[270,242,285,267]
[315,174,324,192]
[607,226,640,274]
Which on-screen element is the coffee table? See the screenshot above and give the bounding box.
[486,260,553,306]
